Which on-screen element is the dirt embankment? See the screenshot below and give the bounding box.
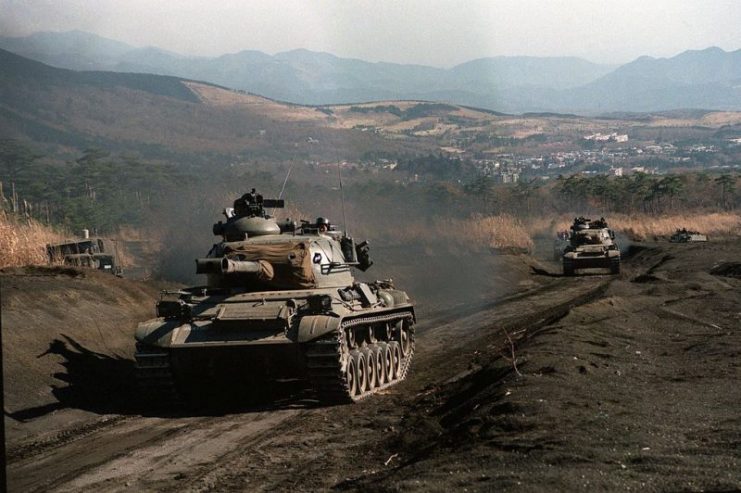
[1,267,164,419]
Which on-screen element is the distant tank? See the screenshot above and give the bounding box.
[670,228,708,243]
[134,189,415,404]
[562,217,620,276]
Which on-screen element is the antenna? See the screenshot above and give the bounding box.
[277,162,293,200]
[337,159,348,234]
[271,162,293,215]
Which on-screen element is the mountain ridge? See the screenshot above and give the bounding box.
[1,31,740,113]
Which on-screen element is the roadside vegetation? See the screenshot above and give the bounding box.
[598,212,740,240]
[0,212,64,267]
[528,212,741,241]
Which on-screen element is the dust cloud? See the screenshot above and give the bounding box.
[143,175,533,314]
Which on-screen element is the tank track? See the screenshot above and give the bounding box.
[304,311,415,404]
[134,346,183,407]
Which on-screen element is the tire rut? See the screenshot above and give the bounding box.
[155,410,310,493]
[8,415,218,493]
[7,415,133,464]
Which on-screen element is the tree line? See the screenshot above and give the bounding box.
[0,140,193,234]
[1,138,737,239]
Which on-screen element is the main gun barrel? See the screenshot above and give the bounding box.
[221,258,261,274]
[195,258,273,280]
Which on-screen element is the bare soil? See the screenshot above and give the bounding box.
[3,240,740,492]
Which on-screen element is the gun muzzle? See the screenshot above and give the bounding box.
[195,258,222,274]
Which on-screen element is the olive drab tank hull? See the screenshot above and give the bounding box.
[134,190,416,405]
[562,217,621,276]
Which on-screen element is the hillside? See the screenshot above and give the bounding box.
[0,48,429,163]
[5,47,741,165]
[1,267,163,415]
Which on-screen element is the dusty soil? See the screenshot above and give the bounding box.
[2,240,740,492]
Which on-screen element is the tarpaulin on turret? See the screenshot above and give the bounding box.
[224,240,315,289]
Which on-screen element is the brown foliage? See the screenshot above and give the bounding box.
[392,214,534,251]
[527,212,741,241]
[0,212,65,267]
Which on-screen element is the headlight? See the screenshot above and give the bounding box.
[156,300,190,319]
[308,295,333,313]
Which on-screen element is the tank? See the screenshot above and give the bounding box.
[562,217,620,276]
[670,228,708,243]
[134,189,415,405]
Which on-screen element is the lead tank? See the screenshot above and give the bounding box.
[135,190,415,404]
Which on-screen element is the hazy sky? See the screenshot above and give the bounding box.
[1,0,740,67]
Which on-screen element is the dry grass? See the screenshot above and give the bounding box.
[610,213,741,240]
[393,214,534,251]
[0,213,65,268]
[526,212,741,241]
[185,82,326,122]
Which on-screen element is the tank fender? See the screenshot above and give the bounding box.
[377,291,394,307]
[295,315,341,343]
[135,319,183,346]
[377,289,410,307]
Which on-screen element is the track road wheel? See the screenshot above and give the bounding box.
[371,345,386,385]
[361,347,378,389]
[352,350,368,395]
[345,352,358,397]
[378,343,392,384]
[398,322,412,357]
[388,342,402,381]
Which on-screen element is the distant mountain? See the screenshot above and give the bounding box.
[527,47,740,113]
[1,31,740,113]
[449,56,613,90]
[0,31,613,109]
[0,30,134,70]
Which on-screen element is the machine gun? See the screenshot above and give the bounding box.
[213,189,285,240]
[232,188,284,219]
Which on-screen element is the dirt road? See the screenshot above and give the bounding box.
[3,240,740,492]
